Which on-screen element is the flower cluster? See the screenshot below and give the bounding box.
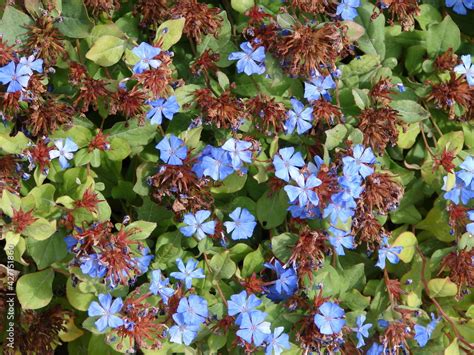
[2,0,474,354]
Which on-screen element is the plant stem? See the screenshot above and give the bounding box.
[203,253,228,307]
[416,246,474,351]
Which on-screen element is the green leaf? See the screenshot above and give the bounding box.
[392,231,417,263]
[85,36,126,67]
[211,173,247,194]
[271,233,298,262]
[16,269,54,309]
[56,0,93,38]
[22,218,57,241]
[155,18,186,50]
[27,232,67,269]
[242,246,265,277]
[352,88,370,110]
[355,3,386,59]
[0,6,34,44]
[105,137,132,161]
[325,124,348,150]
[416,4,442,31]
[426,15,461,58]
[445,339,460,355]
[436,131,464,155]
[397,123,420,149]
[209,252,237,279]
[66,278,96,311]
[256,190,288,229]
[417,199,453,242]
[428,277,458,297]
[231,0,254,13]
[390,100,430,123]
[105,121,157,148]
[125,221,157,240]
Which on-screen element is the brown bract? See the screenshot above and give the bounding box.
[70,63,110,112]
[84,0,120,16]
[134,52,173,97]
[116,290,166,351]
[289,0,328,13]
[287,228,329,280]
[0,36,14,66]
[246,94,287,134]
[435,48,458,72]
[27,98,72,136]
[27,16,66,65]
[358,107,400,154]
[369,78,396,107]
[111,86,147,121]
[191,49,220,76]
[13,306,70,354]
[272,22,347,76]
[149,162,214,214]
[135,0,169,26]
[312,99,342,126]
[169,0,222,44]
[359,172,404,215]
[194,88,244,129]
[427,73,474,120]
[374,0,420,31]
[440,250,474,291]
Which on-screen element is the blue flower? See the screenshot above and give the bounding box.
[176,295,208,325]
[304,74,336,101]
[328,226,355,256]
[87,293,124,332]
[454,55,474,85]
[180,210,216,240]
[284,173,322,207]
[458,156,474,186]
[342,144,376,179]
[442,175,474,205]
[156,135,188,165]
[467,210,474,234]
[273,147,305,182]
[367,342,384,355]
[323,192,356,224]
[149,269,174,304]
[146,96,180,125]
[131,42,162,74]
[445,0,473,15]
[227,291,262,325]
[352,315,372,348]
[133,247,153,274]
[236,310,271,346]
[284,98,313,135]
[314,302,346,335]
[221,138,253,169]
[224,207,257,240]
[194,146,235,181]
[228,42,266,76]
[265,327,290,355]
[168,313,201,346]
[264,260,298,301]
[376,238,403,269]
[338,174,364,202]
[80,253,107,278]
[49,138,79,169]
[414,313,441,347]
[170,258,205,289]
[0,61,31,93]
[19,55,43,75]
[336,0,360,20]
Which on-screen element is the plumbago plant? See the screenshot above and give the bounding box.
[1,0,474,354]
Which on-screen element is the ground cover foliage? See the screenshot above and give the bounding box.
[0,0,474,353]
